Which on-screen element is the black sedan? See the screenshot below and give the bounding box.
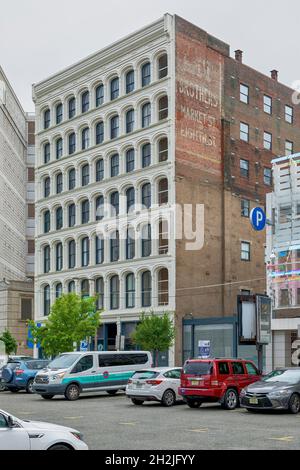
[240,368,300,414]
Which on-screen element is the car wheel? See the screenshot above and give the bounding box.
[41,394,54,400]
[288,393,300,414]
[48,444,71,450]
[0,381,6,392]
[26,379,34,394]
[162,389,176,407]
[131,398,144,406]
[107,390,118,396]
[9,388,20,393]
[65,384,80,401]
[222,389,239,410]
[186,399,202,409]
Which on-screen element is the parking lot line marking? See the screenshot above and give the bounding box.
[187,428,209,433]
[268,437,294,443]
[119,422,138,426]
[63,416,84,420]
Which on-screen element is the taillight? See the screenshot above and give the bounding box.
[128,379,132,384]
[146,380,163,386]
[15,369,24,376]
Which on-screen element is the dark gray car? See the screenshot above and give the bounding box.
[240,368,300,414]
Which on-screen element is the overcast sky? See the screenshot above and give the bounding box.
[1,0,299,112]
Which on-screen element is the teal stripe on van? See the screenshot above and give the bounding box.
[62,372,134,385]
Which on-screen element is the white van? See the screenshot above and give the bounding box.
[33,351,152,401]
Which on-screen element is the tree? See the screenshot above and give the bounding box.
[132,312,175,367]
[0,330,18,355]
[28,293,101,357]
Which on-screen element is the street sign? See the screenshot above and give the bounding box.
[80,340,88,352]
[198,341,211,359]
[250,208,266,232]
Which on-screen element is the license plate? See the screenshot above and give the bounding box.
[191,381,200,386]
[249,398,258,405]
[135,383,143,389]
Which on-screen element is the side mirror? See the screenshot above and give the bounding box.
[7,415,16,428]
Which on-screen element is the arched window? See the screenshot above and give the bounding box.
[158,96,168,120]
[56,243,63,271]
[96,159,104,182]
[56,283,63,297]
[110,276,119,310]
[141,62,151,87]
[56,138,63,159]
[68,168,76,190]
[68,240,76,269]
[68,203,76,227]
[110,115,119,140]
[95,84,104,107]
[158,178,168,205]
[96,236,104,265]
[81,238,90,267]
[81,91,90,113]
[126,273,135,309]
[158,268,169,306]
[158,137,168,162]
[96,121,104,145]
[126,70,135,94]
[44,246,50,273]
[126,148,135,173]
[44,143,50,164]
[95,278,104,310]
[56,173,63,194]
[56,103,63,124]
[44,211,50,233]
[68,132,76,155]
[142,143,151,168]
[141,183,151,209]
[68,97,76,119]
[110,191,119,216]
[142,103,151,128]
[126,227,135,260]
[68,281,75,293]
[110,154,119,177]
[142,224,151,257]
[81,279,90,297]
[81,164,90,186]
[44,109,50,129]
[126,187,135,213]
[110,231,119,262]
[141,271,152,307]
[159,220,169,255]
[56,207,63,230]
[81,200,90,224]
[44,177,50,198]
[126,109,134,133]
[158,54,168,79]
[110,77,119,101]
[44,285,50,316]
[95,195,104,221]
[82,127,90,150]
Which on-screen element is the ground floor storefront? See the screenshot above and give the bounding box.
[265,318,300,371]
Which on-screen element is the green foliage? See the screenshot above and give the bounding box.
[28,293,101,357]
[132,312,175,366]
[0,330,18,355]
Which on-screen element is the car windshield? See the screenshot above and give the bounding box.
[48,354,81,370]
[263,369,300,385]
[132,371,159,380]
[183,362,213,376]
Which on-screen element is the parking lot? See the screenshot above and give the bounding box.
[1,390,300,450]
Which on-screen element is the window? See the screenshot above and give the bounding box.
[264,167,272,186]
[240,84,249,104]
[246,363,259,376]
[44,177,50,198]
[126,187,135,213]
[96,278,104,310]
[68,240,76,269]
[96,236,104,265]
[126,148,135,173]
[285,140,294,156]
[96,121,104,145]
[110,192,119,216]
[232,362,245,375]
[44,211,50,233]
[142,271,152,307]
[126,70,135,94]
[68,204,76,227]
[279,205,292,224]
[241,199,250,218]
[81,237,90,267]
[264,95,272,114]
[158,96,168,120]
[142,143,151,168]
[142,224,151,257]
[72,355,93,373]
[158,179,168,205]
[81,200,90,224]
[81,280,90,298]
[81,164,90,186]
[56,243,63,271]
[96,84,104,107]
[56,103,63,124]
[68,168,76,190]
[56,173,63,194]
[68,97,76,119]
[158,137,168,162]
[68,132,76,154]
[44,109,50,129]
[56,138,63,159]
[126,273,135,308]
[240,122,249,142]
[126,109,135,133]
[280,289,289,307]
[82,127,90,150]
[110,276,119,310]
[241,242,251,261]
[68,281,75,293]
[141,183,151,209]
[96,159,104,182]
[218,362,230,375]
[81,91,89,113]
[285,105,293,124]
[240,159,249,178]
[141,62,151,87]
[158,268,169,306]
[158,54,168,79]
[110,77,119,100]
[56,207,63,230]
[264,131,272,150]
[44,143,50,164]
[142,103,151,128]
[44,285,50,316]
[44,246,50,273]
[21,299,32,321]
[95,195,104,221]
[126,227,135,260]
[110,231,119,262]
[110,154,119,177]
[159,220,169,255]
[110,115,119,139]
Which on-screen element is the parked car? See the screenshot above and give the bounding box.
[0,409,88,450]
[7,356,33,362]
[0,367,7,392]
[240,368,300,414]
[2,360,50,394]
[179,358,262,410]
[126,367,182,407]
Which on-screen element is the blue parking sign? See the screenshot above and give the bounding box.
[250,208,266,232]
